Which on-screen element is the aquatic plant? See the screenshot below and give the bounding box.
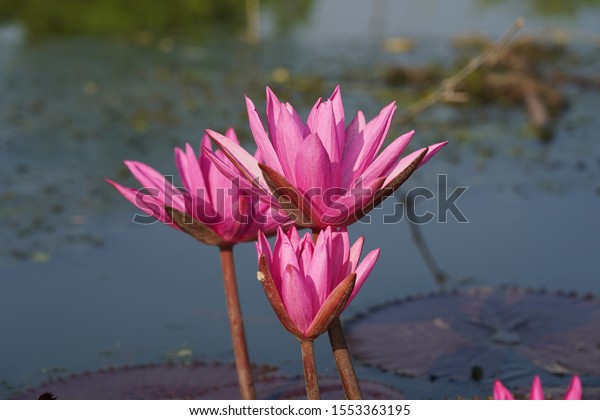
[207,86,446,228]
[107,129,290,399]
[256,226,379,398]
[494,375,582,400]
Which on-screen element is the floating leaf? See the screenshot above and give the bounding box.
[13,361,403,400]
[346,287,600,379]
[14,361,271,400]
[204,377,404,400]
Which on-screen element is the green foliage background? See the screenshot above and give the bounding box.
[0,0,313,38]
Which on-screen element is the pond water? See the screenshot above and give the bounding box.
[1,0,599,399]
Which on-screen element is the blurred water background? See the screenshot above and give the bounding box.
[1,0,599,399]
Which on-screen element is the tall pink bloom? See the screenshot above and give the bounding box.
[493,376,582,400]
[106,129,288,246]
[107,128,291,399]
[207,86,447,228]
[256,226,380,341]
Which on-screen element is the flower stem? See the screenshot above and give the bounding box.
[219,245,255,400]
[328,317,363,399]
[300,340,320,399]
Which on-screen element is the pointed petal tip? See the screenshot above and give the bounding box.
[105,178,136,194]
[564,376,582,400]
[205,128,219,138]
[493,380,514,400]
[530,376,544,400]
[222,127,239,145]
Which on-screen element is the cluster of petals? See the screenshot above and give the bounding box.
[206,86,447,228]
[493,376,582,400]
[107,129,288,246]
[256,226,379,341]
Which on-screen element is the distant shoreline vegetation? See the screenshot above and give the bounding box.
[0,0,313,39]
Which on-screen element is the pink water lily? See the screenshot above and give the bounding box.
[493,376,582,400]
[256,226,380,341]
[107,129,288,246]
[206,86,447,228]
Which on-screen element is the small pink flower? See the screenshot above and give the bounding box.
[256,226,380,341]
[493,376,582,400]
[107,129,288,246]
[207,86,447,228]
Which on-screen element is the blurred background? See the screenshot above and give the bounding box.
[1,0,599,399]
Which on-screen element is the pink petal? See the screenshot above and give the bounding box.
[277,228,301,283]
[294,133,332,198]
[267,88,305,141]
[343,102,397,187]
[305,96,323,136]
[256,230,272,267]
[418,141,448,167]
[320,176,385,226]
[258,254,303,339]
[306,99,340,168]
[246,96,284,174]
[346,248,380,306]
[224,127,239,144]
[274,102,304,181]
[260,163,322,227]
[305,271,355,339]
[106,179,177,227]
[382,147,428,188]
[330,228,350,285]
[203,147,255,191]
[199,134,214,179]
[281,263,317,335]
[564,376,582,400]
[286,225,301,249]
[203,146,277,211]
[206,129,264,184]
[285,102,305,132]
[348,236,364,273]
[493,380,514,400]
[329,85,346,153]
[529,376,544,400]
[220,181,248,244]
[124,160,186,210]
[359,130,414,186]
[362,102,397,158]
[205,149,232,207]
[175,144,207,204]
[307,226,332,304]
[298,234,314,274]
[341,111,366,187]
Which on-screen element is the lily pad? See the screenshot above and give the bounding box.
[13,361,403,400]
[205,377,404,400]
[14,361,271,400]
[346,287,600,379]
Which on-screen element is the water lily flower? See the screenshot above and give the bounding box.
[106,129,288,246]
[207,86,447,228]
[493,376,582,400]
[107,128,292,399]
[256,225,380,341]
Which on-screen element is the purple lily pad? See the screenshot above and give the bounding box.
[346,287,600,379]
[13,361,403,400]
[14,361,272,400]
[205,376,404,400]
